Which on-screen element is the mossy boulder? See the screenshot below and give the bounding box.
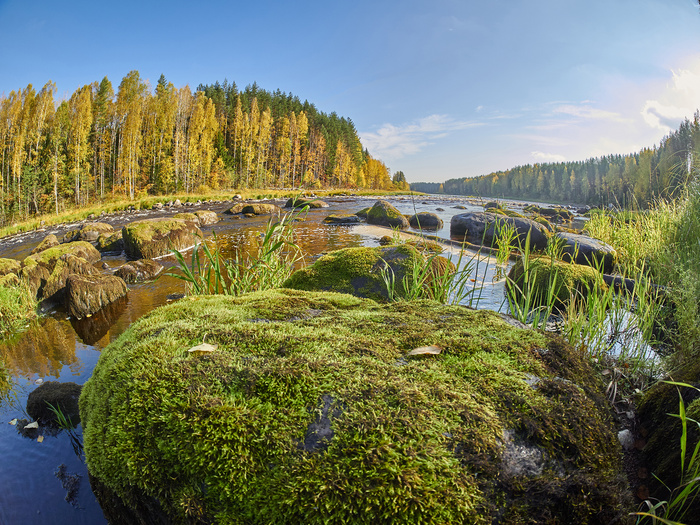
[451,212,549,251]
[78,222,114,242]
[285,198,329,209]
[0,257,21,276]
[27,381,82,427]
[239,203,283,216]
[506,256,604,308]
[366,200,409,230]
[408,212,443,231]
[355,207,370,219]
[41,254,100,303]
[30,234,60,255]
[96,230,124,254]
[122,218,202,260]
[66,273,128,319]
[556,232,617,273]
[172,212,199,223]
[282,245,449,301]
[114,259,163,283]
[194,210,219,226]
[79,289,629,524]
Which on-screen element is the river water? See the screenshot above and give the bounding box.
[0,195,511,524]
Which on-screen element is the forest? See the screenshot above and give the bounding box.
[411,113,699,207]
[0,71,404,226]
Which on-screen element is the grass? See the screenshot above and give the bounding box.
[0,281,38,337]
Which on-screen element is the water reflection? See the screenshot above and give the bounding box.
[71,295,129,346]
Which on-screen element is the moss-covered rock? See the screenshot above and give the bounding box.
[96,230,124,253]
[285,198,329,209]
[30,234,60,255]
[367,200,409,230]
[66,273,128,319]
[41,254,100,303]
[240,203,283,215]
[0,257,21,276]
[78,222,114,242]
[451,212,549,251]
[355,207,370,219]
[283,245,446,301]
[507,255,604,308]
[80,289,629,524]
[194,210,219,226]
[27,381,82,426]
[122,218,202,260]
[322,214,362,224]
[172,212,199,223]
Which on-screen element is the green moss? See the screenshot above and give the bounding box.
[29,241,101,267]
[507,255,604,307]
[173,212,199,222]
[80,289,628,524]
[367,200,409,229]
[0,258,20,276]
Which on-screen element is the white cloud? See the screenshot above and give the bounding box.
[552,103,628,123]
[531,151,566,163]
[642,67,700,133]
[360,114,482,161]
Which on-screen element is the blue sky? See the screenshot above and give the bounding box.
[1,0,699,183]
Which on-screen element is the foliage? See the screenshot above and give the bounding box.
[0,281,37,337]
[167,209,305,297]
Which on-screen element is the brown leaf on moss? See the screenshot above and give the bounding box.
[187,343,218,355]
[407,345,442,356]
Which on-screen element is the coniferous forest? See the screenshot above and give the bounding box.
[412,113,700,207]
[0,71,402,226]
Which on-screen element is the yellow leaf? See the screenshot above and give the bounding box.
[407,345,442,357]
[25,421,39,429]
[187,343,218,355]
[37,435,44,443]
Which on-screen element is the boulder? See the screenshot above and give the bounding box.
[555,232,617,273]
[285,198,329,209]
[114,259,163,283]
[80,289,630,524]
[450,212,549,251]
[354,207,370,219]
[27,381,82,427]
[41,254,100,303]
[241,203,282,215]
[322,214,362,225]
[408,212,443,230]
[66,273,129,319]
[96,230,124,254]
[283,245,452,302]
[506,255,604,309]
[122,218,202,260]
[78,222,114,242]
[366,200,409,230]
[30,234,60,255]
[194,210,219,226]
[172,212,199,224]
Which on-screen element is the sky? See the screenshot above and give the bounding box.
[1,0,699,183]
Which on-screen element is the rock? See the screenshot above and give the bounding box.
[408,212,443,231]
[194,210,219,226]
[378,235,394,246]
[0,257,21,276]
[27,381,82,426]
[484,201,503,210]
[78,222,114,242]
[366,200,409,230]
[114,259,163,283]
[285,198,329,209]
[30,234,60,255]
[242,203,282,215]
[173,199,182,206]
[41,254,100,303]
[524,205,573,222]
[122,218,202,260]
[354,207,370,219]
[66,273,129,319]
[506,255,604,308]
[96,230,124,254]
[555,232,617,273]
[322,214,362,225]
[62,228,82,243]
[172,212,200,224]
[80,289,630,524]
[152,202,164,210]
[435,207,445,212]
[283,245,452,302]
[450,212,549,251]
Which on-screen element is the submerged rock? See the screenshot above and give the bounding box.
[114,259,163,283]
[122,218,202,259]
[80,289,630,524]
[27,381,82,426]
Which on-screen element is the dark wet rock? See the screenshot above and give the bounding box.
[80,289,630,524]
[114,259,163,283]
[484,201,503,210]
[30,234,60,255]
[71,295,128,345]
[435,207,445,211]
[322,214,362,224]
[555,232,617,273]
[524,205,573,222]
[366,200,409,230]
[408,212,443,230]
[66,273,129,319]
[283,245,453,302]
[451,212,549,251]
[96,230,124,254]
[285,198,329,209]
[27,381,82,426]
[122,218,202,260]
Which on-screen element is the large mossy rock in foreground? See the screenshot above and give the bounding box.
[282,245,451,302]
[122,218,202,259]
[80,289,630,524]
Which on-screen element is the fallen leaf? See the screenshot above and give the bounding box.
[187,343,218,355]
[37,435,44,443]
[34,378,43,385]
[407,345,442,356]
[24,421,39,429]
[9,418,17,426]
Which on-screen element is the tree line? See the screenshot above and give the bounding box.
[411,113,700,207]
[0,71,398,225]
